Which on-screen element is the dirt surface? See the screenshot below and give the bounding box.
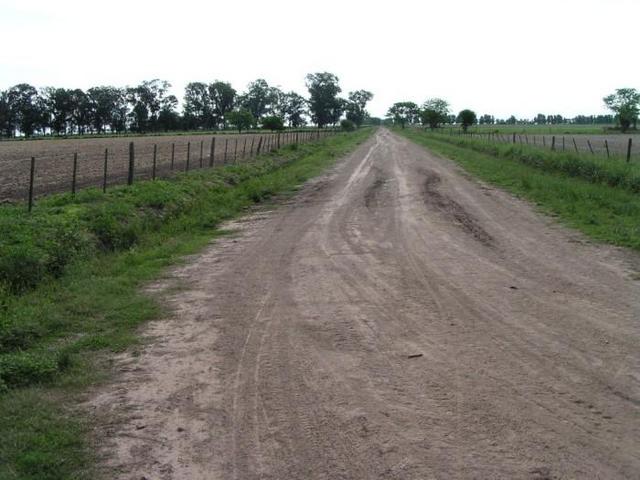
[494,133,640,158]
[0,131,310,202]
[91,128,640,479]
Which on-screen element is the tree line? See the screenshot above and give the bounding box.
[0,73,374,138]
[387,88,640,133]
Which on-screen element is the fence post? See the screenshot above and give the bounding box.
[512,133,516,144]
[209,137,215,167]
[250,137,255,157]
[28,156,35,212]
[605,139,610,158]
[562,136,565,151]
[572,138,578,153]
[551,136,556,151]
[587,140,594,155]
[627,138,633,163]
[103,148,108,192]
[186,142,190,171]
[277,132,281,149]
[242,137,247,159]
[224,138,228,164]
[295,132,299,145]
[72,152,78,194]
[128,142,135,185]
[543,136,546,147]
[152,144,157,180]
[171,143,175,170]
[199,140,204,168]
[233,138,238,163]
[257,136,263,155]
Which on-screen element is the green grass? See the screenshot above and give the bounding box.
[396,128,640,251]
[448,123,621,135]
[0,127,373,480]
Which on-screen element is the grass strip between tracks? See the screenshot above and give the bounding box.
[0,127,373,480]
[397,128,640,251]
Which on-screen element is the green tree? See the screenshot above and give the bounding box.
[282,91,307,127]
[387,101,419,128]
[209,81,236,129]
[261,115,284,131]
[227,109,255,133]
[87,86,126,133]
[239,79,274,120]
[306,72,343,128]
[457,109,477,132]
[42,87,74,135]
[603,88,640,132]
[479,114,494,125]
[6,84,45,137]
[420,98,449,130]
[345,90,374,127]
[183,82,212,130]
[0,90,12,137]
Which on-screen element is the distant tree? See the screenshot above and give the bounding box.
[157,94,179,131]
[239,79,274,120]
[420,98,449,129]
[603,88,640,132]
[183,82,211,130]
[227,109,255,133]
[478,114,494,125]
[306,72,343,127]
[345,90,374,127]
[534,113,546,125]
[209,81,236,129]
[6,84,45,137]
[365,116,382,126]
[0,90,12,137]
[87,86,126,133]
[282,91,307,127]
[506,115,517,125]
[457,109,477,132]
[42,87,73,135]
[340,119,356,131]
[261,115,284,131]
[387,101,419,128]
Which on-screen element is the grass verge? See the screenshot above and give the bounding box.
[0,127,373,480]
[396,129,640,251]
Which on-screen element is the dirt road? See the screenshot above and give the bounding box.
[93,128,640,479]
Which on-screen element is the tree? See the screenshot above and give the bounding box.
[506,115,517,125]
[157,94,179,131]
[239,79,275,121]
[0,90,12,137]
[306,72,343,128]
[387,101,419,128]
[209,81,236,129]
[479,114,494,125]
[345,90,374,127]
[183,82,211,130]
[457,109,477,132]
[87,86,126,133]
[603,88,640,132]
[262,115,284,131]
[227,109,254,133]
[282,91,307,127]
[534,113,546,125]
[42,87,73,135]
[420,98,449,130]
[6,84,45,137]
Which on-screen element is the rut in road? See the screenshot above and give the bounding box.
[92,128,640,479]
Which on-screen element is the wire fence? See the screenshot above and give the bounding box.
[439,128,639,162]
[0,129,339,211]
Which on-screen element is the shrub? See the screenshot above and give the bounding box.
[340,119,356,131]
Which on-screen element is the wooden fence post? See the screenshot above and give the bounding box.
[224,138,228,164]
[257,136,263,155]
[186,142,190,171]
[605,139,610,158]
[587,140,594,155]
[250,137,255,157]
[102,148,108,192]
[171,143,175,170]
[277,132,281,149]
[512,133,516,144]
[28,157,35,212]
[199,140,204,168]
[209,137,215,167]
[242,137,247,159]
[627,138,633,163]
[551,136,556,151]
[562,136,565,151]
[72,152,78,194]
[572,138,579,153]
[152,144,157,179]
[128,142,135,185]
[234,138,238,163]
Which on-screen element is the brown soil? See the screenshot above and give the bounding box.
[90,128,640,479]
[0,132,295,202]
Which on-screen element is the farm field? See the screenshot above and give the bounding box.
[0,130,324,202]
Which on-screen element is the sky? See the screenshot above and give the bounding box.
[0,0,638,120]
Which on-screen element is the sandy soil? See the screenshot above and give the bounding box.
[91,128,640,479]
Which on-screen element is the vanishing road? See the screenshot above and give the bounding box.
[94,128,640,479]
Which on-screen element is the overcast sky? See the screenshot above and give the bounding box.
[1,0,637,119]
